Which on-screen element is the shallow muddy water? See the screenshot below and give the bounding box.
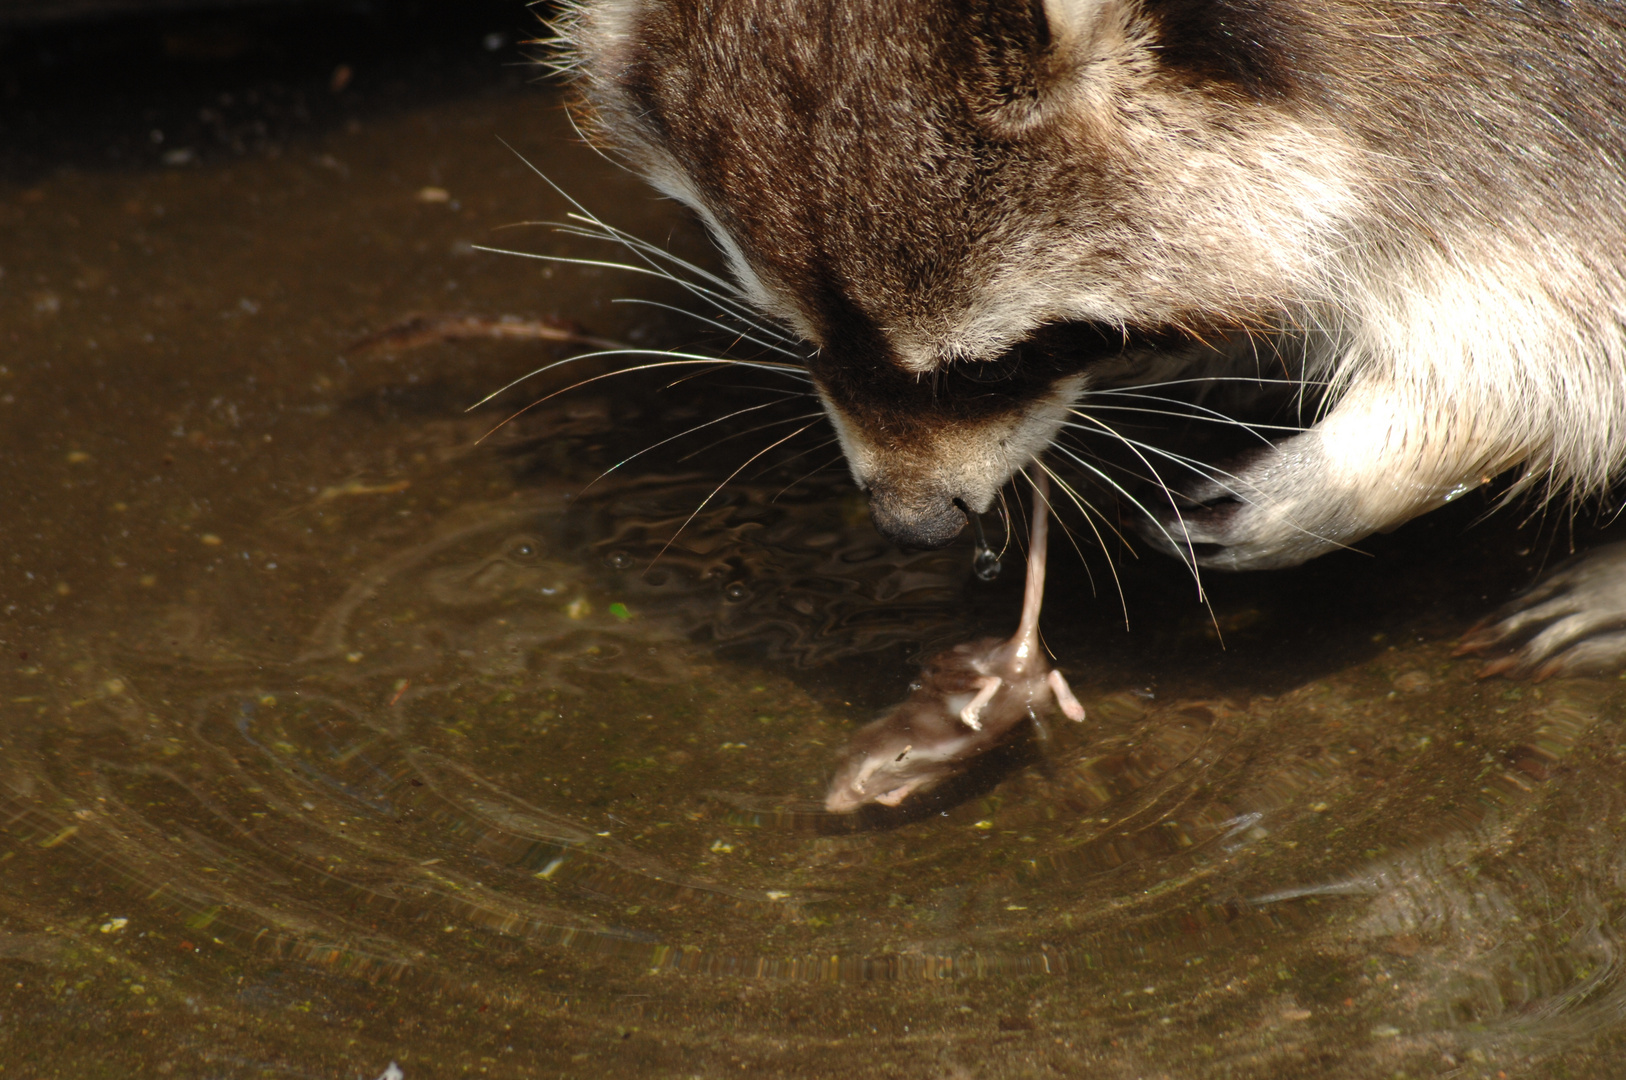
[4,45,1626,1080]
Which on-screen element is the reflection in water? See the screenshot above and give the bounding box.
[8,466,1626,1075]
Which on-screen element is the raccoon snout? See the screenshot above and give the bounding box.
[867,487,968,550]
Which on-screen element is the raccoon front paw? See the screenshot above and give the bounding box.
[1456,543,1626,679]
[1135,435,1359,571]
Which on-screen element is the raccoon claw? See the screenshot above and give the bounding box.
[1138,496,1246,566]
[1133,428,1428,571]
[1455,542,1626,679]
[1134,445,1332,571]
[1134,466,1240,557]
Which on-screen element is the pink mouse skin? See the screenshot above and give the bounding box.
[825,470,1085,813]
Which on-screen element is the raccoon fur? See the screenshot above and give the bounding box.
[551,0,1626,674]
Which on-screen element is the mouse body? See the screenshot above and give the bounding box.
[825,472,1084,812]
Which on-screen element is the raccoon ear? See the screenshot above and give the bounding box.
[981,0,1126,136]
[1039,0,1108,53]
[1039,0,1135,80]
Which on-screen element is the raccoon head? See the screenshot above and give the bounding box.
[560,0,1353,548]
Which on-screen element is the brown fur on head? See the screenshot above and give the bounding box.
[556,0,1626,565]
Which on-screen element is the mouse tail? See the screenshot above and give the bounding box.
[1016,466,1050,647]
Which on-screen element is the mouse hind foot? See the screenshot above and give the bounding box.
[1047,669,1086,721]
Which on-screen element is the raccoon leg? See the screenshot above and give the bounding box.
[1135,431,1352,571]
[1136,376,1504,572]
[1455,543,1626,679]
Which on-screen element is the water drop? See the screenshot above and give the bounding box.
[605,550,633,570]
[966,511,1001,581]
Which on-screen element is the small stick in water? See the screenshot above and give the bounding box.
[345,314,623,357]
[825,469,1085,812]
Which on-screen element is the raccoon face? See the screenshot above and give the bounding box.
[811,319,1097,548]
[563,0,1355,548]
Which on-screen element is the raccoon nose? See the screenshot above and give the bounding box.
[868,489,968,550]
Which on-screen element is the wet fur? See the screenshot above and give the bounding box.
[552,0,1626,568]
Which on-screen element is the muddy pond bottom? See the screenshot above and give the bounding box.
[3,78,1626,1080]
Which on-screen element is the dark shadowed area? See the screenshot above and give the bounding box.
[3,4,1626,1078]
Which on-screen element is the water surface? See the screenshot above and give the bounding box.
[4,69,1626,1080]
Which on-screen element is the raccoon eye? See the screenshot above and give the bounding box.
[1018,321,1127,366]
[957,321,1123,385]
[958,347,1027,384]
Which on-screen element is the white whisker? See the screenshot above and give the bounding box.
[771,443,846,501]
[1034,456,1135,552]
[1062,412,1207,596]
[1063,424,1257,493]
[609,297,802,359]
[1093,375,1325,395]
[1047,442,1203,598]
[585,397,806,491]
[1056,435,1183,496]
[474,356,806,442]
[497,140,738,295]
[1032,459,1129,625]
[544,220,798,339]
[1078,399,1305,440]
[559,213,772,311]
[470,348,807,412]
[676,412,825,463]
[1061,426,1360,555]
[994,488,1013,561]
[474,242,796,347]
[654,422,822,565]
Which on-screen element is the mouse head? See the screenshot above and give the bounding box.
[825,739,950,813]
[824,716,986,812]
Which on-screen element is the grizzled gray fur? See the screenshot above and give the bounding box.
[553,1,1626,674]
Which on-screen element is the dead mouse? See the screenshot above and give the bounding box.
[825,469,1085,812]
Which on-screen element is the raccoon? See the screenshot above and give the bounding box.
[553,0,1626,677]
